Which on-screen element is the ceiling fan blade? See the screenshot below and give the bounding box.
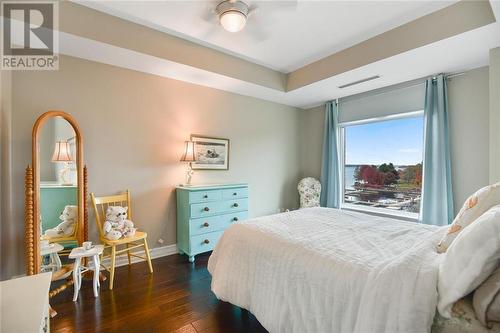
[200,24,223,40]
[245,25,268,42]
[252,1,298,13]
[245,14,269,42]
[200,3,218,23]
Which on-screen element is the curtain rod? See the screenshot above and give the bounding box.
[335,71,467,105]
[433,72,466,80]
[404,71,466,89]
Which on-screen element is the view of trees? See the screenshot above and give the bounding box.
[399,163,423,186]
[354,163,422,188]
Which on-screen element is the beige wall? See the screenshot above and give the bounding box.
[300,66,491,213]
[447,67,490,209]
[1,70,14,281]
[299,105,324,179]
[3,55,301,278]
[490,48,500,183]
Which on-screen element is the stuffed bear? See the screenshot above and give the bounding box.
[44,205,77,238]
[103,206,136,240]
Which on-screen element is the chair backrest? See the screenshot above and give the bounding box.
[298,177,322,209]
[90,190,132,240]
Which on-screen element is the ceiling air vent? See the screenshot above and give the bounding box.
[338,75,380,89]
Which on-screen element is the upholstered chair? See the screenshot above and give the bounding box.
[298,177,321,209]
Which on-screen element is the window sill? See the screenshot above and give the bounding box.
[341,203,420,222]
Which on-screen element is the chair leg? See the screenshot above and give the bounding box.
[126,243,132,266]
[143,238,153,274]
[109,245,116,290]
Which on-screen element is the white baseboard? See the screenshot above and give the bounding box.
[9,244,178,279]
[100,243,178,269]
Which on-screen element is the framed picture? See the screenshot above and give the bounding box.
[191,135,229,170]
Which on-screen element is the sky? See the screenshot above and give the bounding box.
[345,116,424,166]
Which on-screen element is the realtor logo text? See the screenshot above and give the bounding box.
[1,1,59,70]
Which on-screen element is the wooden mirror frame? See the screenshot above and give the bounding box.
[25,110,88,277]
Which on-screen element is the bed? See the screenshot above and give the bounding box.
[207,207,500,333]
[433,296,500,333]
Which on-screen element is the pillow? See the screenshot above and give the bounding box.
[437,204,500,317]
[437,182,500,253]
[473,267,500,327]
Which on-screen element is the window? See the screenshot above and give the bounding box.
[341,113,424,219]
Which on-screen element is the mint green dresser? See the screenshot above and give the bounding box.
[176,183,249,263]
[40,183,77,232]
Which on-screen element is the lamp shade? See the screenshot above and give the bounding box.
[51,141,73,162]
[180,141,196,162]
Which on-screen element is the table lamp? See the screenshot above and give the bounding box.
[180,140,196,185]
[52,140,74,185]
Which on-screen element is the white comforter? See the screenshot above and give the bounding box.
[208,207,447,333]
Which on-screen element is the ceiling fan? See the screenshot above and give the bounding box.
[216,0,250,32]
[203,0,297,39]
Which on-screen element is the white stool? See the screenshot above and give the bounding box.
[69,245,104,302]
[41,243,64,272]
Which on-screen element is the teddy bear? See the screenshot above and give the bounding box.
[103,206,136,240]
[44,205,78,238]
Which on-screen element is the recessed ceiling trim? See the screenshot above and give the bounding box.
[287,0,496,91]
[61,1,286,91]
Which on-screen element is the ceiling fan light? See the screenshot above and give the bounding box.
[220,10,246,32]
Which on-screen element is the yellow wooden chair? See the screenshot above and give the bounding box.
[90,190,153,290]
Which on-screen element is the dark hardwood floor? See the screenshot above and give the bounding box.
[50,253,268,333]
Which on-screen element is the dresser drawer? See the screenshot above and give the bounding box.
[189,211,248,236]
[190,231,224,254]
[189,190,222,203]
[222,187,248,199]
[190,201,222,218]
[221,198,248,213]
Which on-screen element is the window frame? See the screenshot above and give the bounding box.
[338,110,424,222]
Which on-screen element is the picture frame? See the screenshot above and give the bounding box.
[190,135,230,170]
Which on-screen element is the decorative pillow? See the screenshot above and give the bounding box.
[473,267,500,327]
[438,204,500,318]
[437,182,500,253]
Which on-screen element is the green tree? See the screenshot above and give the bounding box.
[377,162,399,185]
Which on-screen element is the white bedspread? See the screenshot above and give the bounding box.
[208,207,447,333]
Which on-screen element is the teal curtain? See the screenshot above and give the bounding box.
[320,101,341,208]
[421,75,454,225]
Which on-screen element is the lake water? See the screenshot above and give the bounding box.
[345,165,356,189]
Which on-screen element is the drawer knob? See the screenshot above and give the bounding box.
[203,239,210,244]
[203,222,209,227]
[203,195,208,199]
[233,192,237,196]
[233,203,239,208]
[233,217,239,222]
[204,207,210,212]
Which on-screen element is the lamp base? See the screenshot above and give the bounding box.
[179,183,196,187]
[58,162,74,186]
[186,163,194,185]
